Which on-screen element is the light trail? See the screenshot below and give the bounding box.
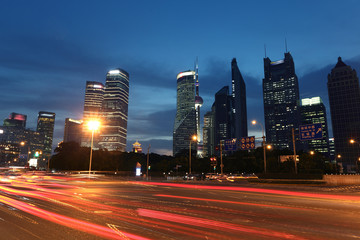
[131,181,360,201]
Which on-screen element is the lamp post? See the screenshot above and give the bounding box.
[87,120,100,178]
[146,144,151,180]
[252,120,267,174]
[189,135,197,175]
[20,141,31,166]
[350,139,360,173]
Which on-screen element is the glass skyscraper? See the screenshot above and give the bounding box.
[327,57,360,172]
[300,97,329,156]
[37,111,55,157]
[231,58,248,139]
[81,81,104,148]
[263,52,300,149]
[64,118,83,144]
[173,70,197,156]
[99,69,129,152]
[214,86,233,147]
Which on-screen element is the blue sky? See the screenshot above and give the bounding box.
[1,0,360,155]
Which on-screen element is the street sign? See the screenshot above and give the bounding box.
[223,138,237,151]
[299,123,322,141]
[239,136,255,150]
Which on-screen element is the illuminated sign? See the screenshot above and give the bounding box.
[29,159,38,168]
[108,69,120,74]
[0,129,3,134]
[177,71,195,80]
[301,97,321,106]
[270,60,284,65]
[40,114,55,117]
[239,136,256,150]
[223,138,237,151]
[299,123,322,141]
[93,84,103,89]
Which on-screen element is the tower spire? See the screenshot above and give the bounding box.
[264,44,267,58]
[285,38,288,53]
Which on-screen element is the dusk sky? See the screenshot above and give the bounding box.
[1,0,360,155]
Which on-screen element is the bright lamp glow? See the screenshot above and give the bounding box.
[192,135,197,141]
[87,120,100,131]
[252,120,257,125]
[350,139,356,144]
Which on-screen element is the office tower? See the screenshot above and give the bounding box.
[3,113,27,128]
[203,109,215,157]
[214,86,233,147]
[64,118,83,144]
[231,58,248,138]
[81,81,104,148]
[263,52,300,149]
[327,57,360,172]
[99,69,129,152]
[300,97,329,156]
[37,111,55,157]
[173,70,197,156]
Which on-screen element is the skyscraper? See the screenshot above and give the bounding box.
[37,111,55,157]
[81,81,104,148]
[194,60,203,145]
[214,86,233,147]
[173,70,197,156]
[327,57,360,172]
[231,58,248,138]
[300,97,329,156]
[203,109,215,157]
[99,69,129,152]
[263,52,300,149]
[64,118,83,144]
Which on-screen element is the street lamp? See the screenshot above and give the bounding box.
[189,135,197,175]
[20,141,31,164]
[252,120,267,174]
[87,120,100,178]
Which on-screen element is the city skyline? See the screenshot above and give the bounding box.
[1,1,360,155]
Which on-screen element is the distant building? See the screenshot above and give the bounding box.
[300,97,329,156]
[263,52,300,149]
[81,81,104,148]
[132,141,142,153]
[99,69,130,152]
[231,58,248,139]
[37,111,55,158]
[327,57,360,172]
[173,70,197,156]
[64,118,83,144]
[203,109,215,157]
[3,113,27,128]
[329,138,335,163]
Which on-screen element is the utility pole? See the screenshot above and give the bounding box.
[220,140,224,176]
[292,128,297,174]
[146,144,151,181]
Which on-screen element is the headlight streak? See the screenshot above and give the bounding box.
[130,181,360,201]
[0,194,150,240]
[137,208,303,239]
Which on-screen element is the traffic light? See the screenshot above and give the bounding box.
[210,157,217,166]
[34,151,39,157]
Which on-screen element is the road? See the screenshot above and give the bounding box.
[0,172,360,239]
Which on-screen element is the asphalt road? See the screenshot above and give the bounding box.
[0,172,360,239]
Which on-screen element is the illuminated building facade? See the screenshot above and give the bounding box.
[81,81,104,148]
[203,109,215,157]
[327,57,360,172]
[231,58,248,139]
[3,113,27,128]
[37,111,55,159]
[132,141,142,153]
[173,70,197,156]
[300,97,329,156]
[263,52,300,149]
[64,118,83,144]
[99,69,129,152]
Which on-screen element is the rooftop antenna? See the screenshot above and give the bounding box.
[195,57,199,96]
[285,38,288,53]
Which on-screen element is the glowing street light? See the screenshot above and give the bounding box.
[310,151,315,155]
[87,120,100,178]
[252,120,267,174]
[189,135,197,175]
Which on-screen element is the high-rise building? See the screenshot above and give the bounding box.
[64,118,83,144]
[231,58,248,138]
[327,57,360,172]
[194,60,203,145]
[81,81,104,148]
[300,97,329,156]
[214,86,233,147]
[173,70,197,156]
[203,109,215,157]
[99,69,129,152]
[36,111,55,157]
[3,113,27,128]
[263,52,300,149]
